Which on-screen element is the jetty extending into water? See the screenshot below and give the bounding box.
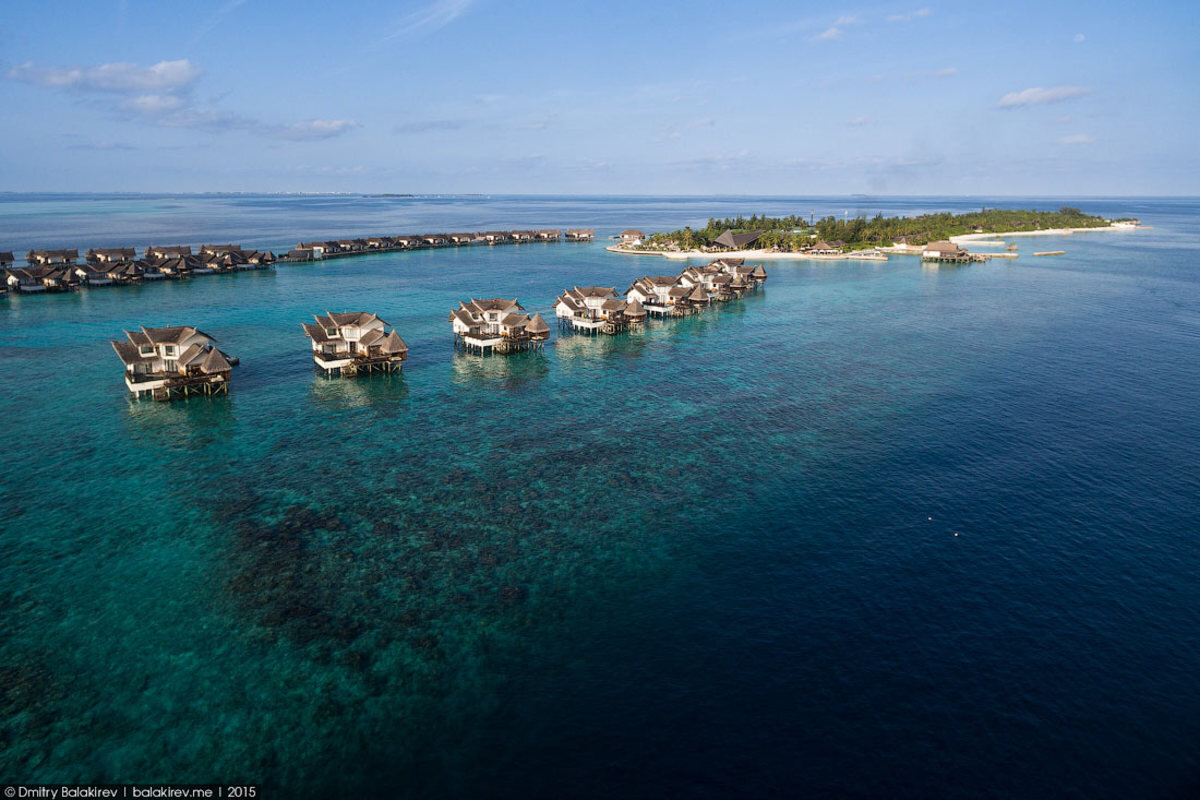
[450,298,550,354]
[111,326,237,401]
[302,311,408,376]
[284,228,581,262]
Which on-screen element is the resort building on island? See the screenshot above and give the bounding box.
[111,325,236,400]
[449,298,550,354]
[921,241,983,263]
[619,230,645,245]
[712,230,763,251]
[554,286,646,334]
[301,311,408,376]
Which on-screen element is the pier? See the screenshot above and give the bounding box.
[283,228,575,263]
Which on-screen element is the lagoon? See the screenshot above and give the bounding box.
[2,195,1199,798]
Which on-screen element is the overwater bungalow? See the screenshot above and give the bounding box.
[479,231,512,245]
[626,275,688,316]
[295,241,327,258]
[536,230,562,241]
[199,244,244,256]
[301,311,408,376]
[510,230,537,243]
[111,325,236,400]
[27,249,79,267]
[449,298,550,354]
[449,233,477,245]
[707,258,767,290]
[921,241,981,263]
[6,265,76,292]
[5,267,48,293]
[86,247,136,264]
[422,234,448,247]
[564,229,595,241]
[0,251,13,269]
[104,260,151,284]
[679,264,734,301]
[145,245,192,261]
[553,286,643,334]
[73,263,114,286]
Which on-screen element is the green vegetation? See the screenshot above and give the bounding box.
[641,207,1112,252]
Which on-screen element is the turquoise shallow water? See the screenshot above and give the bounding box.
[2,196,1200,798]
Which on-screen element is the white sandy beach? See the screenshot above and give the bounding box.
[605,245,888,261]
[950,224,1139,244]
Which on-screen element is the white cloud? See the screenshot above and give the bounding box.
[816,26,841,40]
[273,119,361,141]
[1073,33,1085,43]
[383,0,473,41]
[8,59,201,92]
[7,57,358,142]
[120,93,186,113]
[998,86,1090,108]
[835,14,863,25]
[687,117,715,129]
[846,116,875,127]
[1057,133,1094,145]
[888,8,931,22]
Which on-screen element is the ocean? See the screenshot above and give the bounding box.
[1,194,1198,798]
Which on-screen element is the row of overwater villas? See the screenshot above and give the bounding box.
[286,229,594,261]
[110,258,766,400]
[0,245,275,294]
[111,312,410,400]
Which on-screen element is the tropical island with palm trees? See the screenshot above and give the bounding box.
[611,207,1140,259]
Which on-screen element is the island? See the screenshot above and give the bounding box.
[608,207,1142,261]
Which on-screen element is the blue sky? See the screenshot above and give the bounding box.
[0,0,1196,194]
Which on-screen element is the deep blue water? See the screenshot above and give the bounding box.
[2,195,1199,798]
